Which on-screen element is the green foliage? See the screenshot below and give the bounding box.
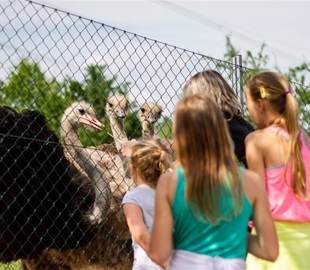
[243,43,269,72]
[282,64,310,134]
[157,116,173,139]
[0,261,22,270]
[0,59,65,131]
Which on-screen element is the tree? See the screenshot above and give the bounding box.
[0,59,66,132]
[157,116,173,139]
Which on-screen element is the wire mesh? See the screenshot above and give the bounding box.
[0,0,309,269]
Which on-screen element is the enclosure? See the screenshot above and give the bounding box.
[0,1,310,269]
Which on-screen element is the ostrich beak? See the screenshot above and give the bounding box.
[79,115,104,130]
[116,110,127,119]
[146,115,157,124]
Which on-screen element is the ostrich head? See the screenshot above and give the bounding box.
[139,102,163,140]
[139,102,162,125]
[105,94,129,119]
[104,94,129,149]
[61,101,104,131]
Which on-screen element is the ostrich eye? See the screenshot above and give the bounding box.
[109,103,113,108]
[78,109,85,115]
[141,108,145,113]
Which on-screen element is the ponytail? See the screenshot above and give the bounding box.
[284,93,307,198]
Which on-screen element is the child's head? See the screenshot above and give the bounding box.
[182,69,242,119]
[173,94,242,224]
[173,94,234,169]
[245,71,299,130]
[130,140,172,188]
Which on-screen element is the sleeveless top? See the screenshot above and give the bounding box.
[172,167,252,260]
[265,126,310,222]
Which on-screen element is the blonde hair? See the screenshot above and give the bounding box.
[131,139,172,188]
[183,69,242,119]
[247,71,306,198]
[174,94,243,225]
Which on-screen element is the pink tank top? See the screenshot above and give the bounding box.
[265,127,310,222]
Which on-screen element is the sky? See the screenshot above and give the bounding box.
[33,0,310,73]
[1,0,310,129]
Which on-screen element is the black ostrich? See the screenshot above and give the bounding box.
[0,106,107,267]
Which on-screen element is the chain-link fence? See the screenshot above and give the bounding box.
[1,0,310,269]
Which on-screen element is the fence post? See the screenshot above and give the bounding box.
[232,55,243,106]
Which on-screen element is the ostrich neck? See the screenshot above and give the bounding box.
[61,120,111,217]
[75,148,111,215]
[109,114,127,151]
[60,121,83,159]
[142,121,154,139]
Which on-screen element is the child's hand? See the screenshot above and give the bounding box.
[121,139,137,157]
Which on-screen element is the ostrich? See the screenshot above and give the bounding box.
[68,94,135,211]
[60,99,134,211]
[19,101,134,269]
[139,102,174,155]
[104,93,129,151]
[60,100,112,222]
[97,93,133,190]
[0,106,106,266]
[139,101,163,140]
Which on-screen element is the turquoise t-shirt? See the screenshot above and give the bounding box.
[172,167,252,260]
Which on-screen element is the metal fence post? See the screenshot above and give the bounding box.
[232,55,243,106]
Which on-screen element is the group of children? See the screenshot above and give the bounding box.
[121,69,310,270]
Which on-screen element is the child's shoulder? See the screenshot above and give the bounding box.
[245,128,278,145]
[158,168,177,184]
[245,129,265,147]
[245,128,268,139]
[122,184,153,205]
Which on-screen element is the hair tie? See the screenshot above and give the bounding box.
[283,90,291,96]
[158,147,162,154]
[259,86,266,99]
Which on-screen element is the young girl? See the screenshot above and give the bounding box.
[148,94,278,270]
[245,71,310,269]
[122,140,172,270]
[182,69,254,168]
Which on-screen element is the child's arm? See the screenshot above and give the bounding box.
[123,203,149,252]
[121,139,138,158]
[149,172,174,267]
[244,170,279,261]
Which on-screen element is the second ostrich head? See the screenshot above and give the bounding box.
[139,102,163,140]
[105,94,129,151]
[105,94,129,119]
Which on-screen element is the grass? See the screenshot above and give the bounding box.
[0,261,22,270]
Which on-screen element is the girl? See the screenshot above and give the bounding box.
[182,69,254,168]
[148,94,278,270]
[245,71,310,269]
[122,140,172,270]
